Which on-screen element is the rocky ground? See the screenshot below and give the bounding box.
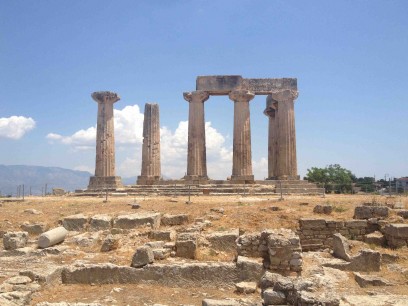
[0,193,407,306]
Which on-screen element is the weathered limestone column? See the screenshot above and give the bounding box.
[264,95,278,179]
[183,90,210,180]
[137,103,161,185]
[88,91,122,190]
[229,90,255,182]
[270,90,299,180]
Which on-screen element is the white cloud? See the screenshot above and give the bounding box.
[114,105,144,145]
[47,104,269,179]
[46,104,144,150]
[0,116,36,139]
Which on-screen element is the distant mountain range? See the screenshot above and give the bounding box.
[0,165,92,196]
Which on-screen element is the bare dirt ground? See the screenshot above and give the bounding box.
[1,193,408,305]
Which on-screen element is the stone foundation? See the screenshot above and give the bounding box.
[299,219,373,251]
[236,229,302,272]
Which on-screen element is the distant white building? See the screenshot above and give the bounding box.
[396,177,408,190]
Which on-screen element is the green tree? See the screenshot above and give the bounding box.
[305,164,355,193]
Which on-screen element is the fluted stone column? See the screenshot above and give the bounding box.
[183,91,210,180]
[137,103,161,185]
[229,90,255,182]
[264,95,278,179]
[88,91,122,190]
[270,90,299,180]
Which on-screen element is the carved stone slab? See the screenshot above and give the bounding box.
[196,76,297,95]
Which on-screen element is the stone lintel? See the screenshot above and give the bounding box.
[196,75,243,95]
[196,76,297,95]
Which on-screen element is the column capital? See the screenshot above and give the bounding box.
[229,90,255,103]
[183,90,210,103]
[269,90,298,103]
[92,91,120,104]
[264,95,278,117]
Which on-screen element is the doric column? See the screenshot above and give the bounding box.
[264,95,278,179]
[137,103,161,185]
[229,90,255,182]
[270,89,299,180]
[183,90,210,180]
[88,91,122,190]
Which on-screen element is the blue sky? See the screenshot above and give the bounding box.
[0,1,407,180]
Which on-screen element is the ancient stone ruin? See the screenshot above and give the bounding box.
[85,76,315,196]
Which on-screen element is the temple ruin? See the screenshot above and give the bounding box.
[86,76,311,193]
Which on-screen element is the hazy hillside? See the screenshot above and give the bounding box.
[0,165,92,196]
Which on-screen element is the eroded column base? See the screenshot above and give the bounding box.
[230,175,255,183]
[88,176,123,190]
[136,176,162,185]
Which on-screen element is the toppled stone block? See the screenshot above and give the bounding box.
[62,214,89,231]
[299,218,326,229]
[383,223,408,248]
[20,265,63,285]
[161,214,189,226]
[3,231,28,250]
[113,213,161,229]
[145,241,165,249]
[263,288,286,305]
[131,246,154,268]
[149,230,176,241]
[382,253,399,263]
[206,229,239,251]
[364,231,385,246]
[152,248,171,260]
[24,208,42,215]
[21,222,48,235]
[100,234,120,252]
[332,233,351,261]
[324,249,381,272]
[397,210,408,219]
[354,206,389,219]
[384,223,408,238]
[313,204,333,214]
[260,271,293,292]
[236,256,265,282]
[131,203,141,209]
[74,232,99,247]
[89,215,112,231]
[176,237,197,259]
[38,227,68,248]
[0,291,32,306]
[62,262,238,287]
[5,276,32,285]
[354,272,393,288]
[235,281,257,294]
[202,299,240,306]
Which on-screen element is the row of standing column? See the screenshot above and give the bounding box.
[264,90,299,180]
[184,89,298,181]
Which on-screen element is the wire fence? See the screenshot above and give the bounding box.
[313,181,408,195]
